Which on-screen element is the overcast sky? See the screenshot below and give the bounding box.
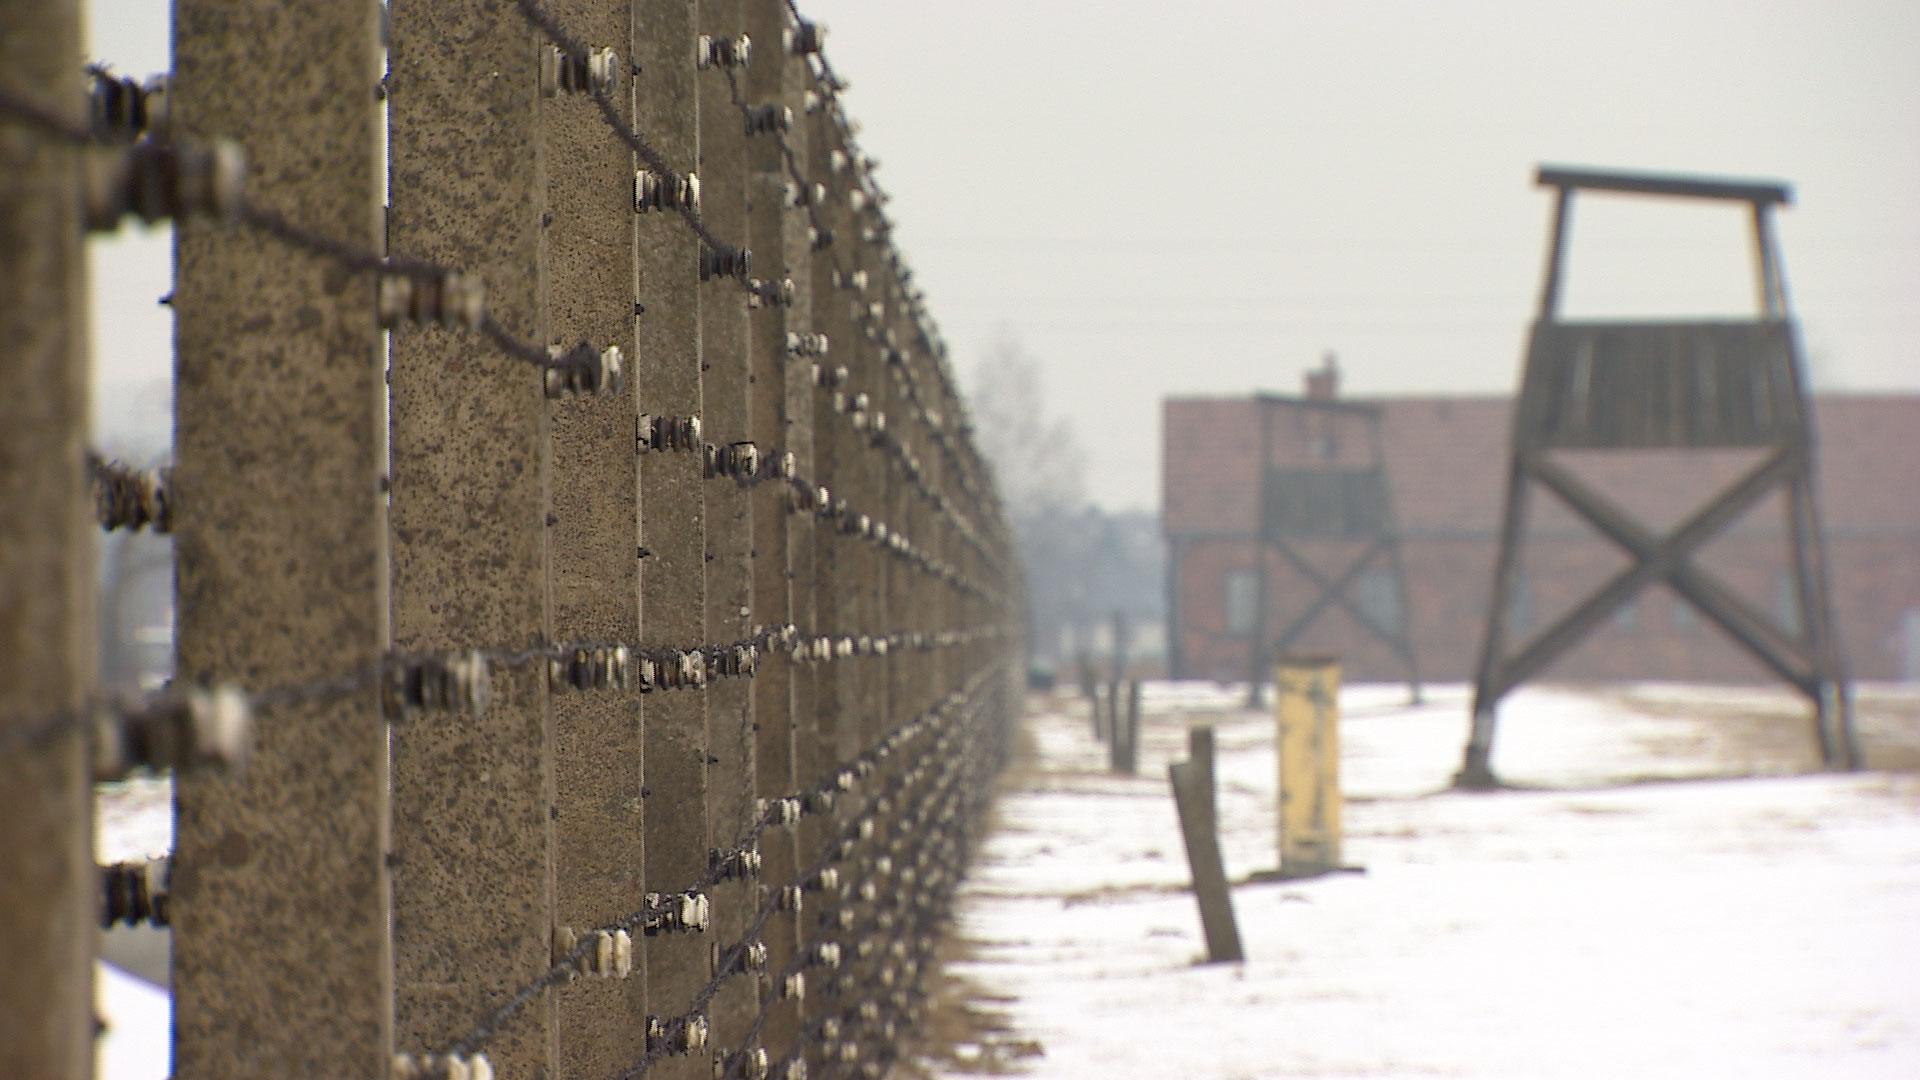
[87,1,1919,510]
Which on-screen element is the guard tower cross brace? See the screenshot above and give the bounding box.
[1242,383,1422,708]
[1457,164,1858,787]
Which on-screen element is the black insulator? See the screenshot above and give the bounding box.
[100,856,169,928]
[749,277,796,309]
[88,453,171,533]
[638,414,703,452]
[383,651,491,718]
[546,645,631,693]
[378,271,486,330]
[541,45,618,96]
[646,1012,710,1055]
[704,440,761,483]
[84,137,245,232]
[700,244,752,282]
[643,890,712,935]
[784,20,827,56]
[696,34,752,70]
[634,169,700,214]
[787,332,829,358]
[87,69,168,142]
[742,103,792,136]
[92,685,251,783]
[543,343,624,398]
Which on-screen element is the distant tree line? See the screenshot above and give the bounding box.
[966,336,1163,672]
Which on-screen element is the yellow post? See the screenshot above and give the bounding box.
[1276,655,1342,876]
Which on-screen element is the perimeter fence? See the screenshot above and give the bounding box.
[0,2,1022,1076]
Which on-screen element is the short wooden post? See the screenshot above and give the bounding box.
[1110,678,1141,775]
[1125,679,1142,772]
[1276,656,1343,876]
[1168,725,1243,963]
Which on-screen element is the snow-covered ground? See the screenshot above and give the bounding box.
[97,962,169,1080]
[87,682,1920,1078]
[911,682,1920,1080]
[95,773,172,1080]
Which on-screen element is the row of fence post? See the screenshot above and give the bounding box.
[0,1,1021,1076]
[1079,610,1142,775]
[1087,678,1141,775]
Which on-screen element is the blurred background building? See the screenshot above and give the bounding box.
[1164,374,1920,684]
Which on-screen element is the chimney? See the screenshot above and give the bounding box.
[1304,350,1340,401]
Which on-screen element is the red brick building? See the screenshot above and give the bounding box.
[1163,390,1920,684]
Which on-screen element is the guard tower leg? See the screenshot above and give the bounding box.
[1459,459,1534,788]
[1786,470,1859,769]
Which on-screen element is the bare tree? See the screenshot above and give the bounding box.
[967,333,1086,515]
[966,333,1094,667]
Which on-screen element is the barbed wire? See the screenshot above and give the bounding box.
[0,617,1011,775]
[431,665,1002,1068]
[763,695,993,1080]
[674,418,1000,598]
[5,7,1021,1075]
[711,58,999,566]
[649,676,991,1080]
[710,62,995,519]
[88,452,171,533]
[508,0,775,302]
[8,60,1006,549]
[0,83,621,391]
[798,356,998,568]
[0,83,91,144]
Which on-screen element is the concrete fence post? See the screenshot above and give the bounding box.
[746,0,810,1060]
[388,0,555,1072]
[170,0,393,1073]
[800,66,850,1076]
[631,2,714,1077]
[546,0,649,1071]
[696,0,761,1059]
[0,1,1024,1072]
[0,1,92,1073]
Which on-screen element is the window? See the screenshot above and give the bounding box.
[1774,572,1803,636]
[1226,569,1259,637]
[1356,568,1401,633]
[1505,570,1532,635]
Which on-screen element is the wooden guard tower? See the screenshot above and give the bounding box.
[1245,358,1421,707]
[1457,164,1857,787]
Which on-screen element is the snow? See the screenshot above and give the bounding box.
[97,961,169,1080]
[88,682,1920,1078]
[94,773,172,1079]
[94,774,172,865]
[916,682,1920,1080]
